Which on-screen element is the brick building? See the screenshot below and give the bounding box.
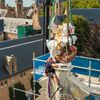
[0,68,32,100]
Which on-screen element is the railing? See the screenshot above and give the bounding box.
[72,65,100,72]
[33,53,100,99]
[72,56,100,78]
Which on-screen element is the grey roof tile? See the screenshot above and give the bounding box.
[72,8,100,24]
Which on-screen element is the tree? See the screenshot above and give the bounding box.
[9,82,27,100]
[72,0,100,8]
[72,15,90,53]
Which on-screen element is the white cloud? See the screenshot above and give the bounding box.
[5,0,33,7]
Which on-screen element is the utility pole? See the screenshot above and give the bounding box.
[33,52,35,100]
[66,0,69,52]
[43,0,46,54]
[45,0,51,39]
[11,55,16,100]
[45,0,52,53]
[69,0,72,24]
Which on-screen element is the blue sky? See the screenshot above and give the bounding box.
[5,0,33,7]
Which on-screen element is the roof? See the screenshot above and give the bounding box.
[0,34,43,80]
[72,8,100,24]
[49,8,100,25]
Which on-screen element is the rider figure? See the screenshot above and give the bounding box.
[55,42,77,63]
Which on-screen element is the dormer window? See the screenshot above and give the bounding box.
[5,80,7,85]
[4,55,17,75]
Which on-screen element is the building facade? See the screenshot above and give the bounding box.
[0,68,32,100]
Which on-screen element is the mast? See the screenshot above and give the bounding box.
[43,0,46,54]
[45,0,51,53]
[66,0,69,52]
[69,0,72,24]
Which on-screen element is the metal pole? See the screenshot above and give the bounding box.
[33,52,35,100]
[11,55,16,100]
[88,61,91,87]
[69,0,72,24]
[45,0,51,53]
[66,0,69,52]
[13,88,39,96]
[66,0,69,19]
[45,0,50,40]
[43,1,46,54]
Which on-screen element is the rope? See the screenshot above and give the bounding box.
[48,76,51,97]
[69,0,72,24]
[50,85,60,100]
[48,0,56,39]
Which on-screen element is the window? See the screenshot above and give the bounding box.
[5,80,7,85]
[1,82,3,86]
[20,73,26,78]
[20,74,23,77]
[23,72,26,76]
[0,33,3,38]
[57,4,58,8]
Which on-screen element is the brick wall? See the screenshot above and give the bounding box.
[0,68,33,100]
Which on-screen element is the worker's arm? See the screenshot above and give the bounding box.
[56,45,77,63]
[46,58,59,68]
[67,45,77,62]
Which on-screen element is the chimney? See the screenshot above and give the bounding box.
[0,0,5,9]
[4,55,17,75]
[15,0,23,18]
[55,0,63,15]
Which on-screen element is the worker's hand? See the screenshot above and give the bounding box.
[52,63,59,68]
[69,45,77,52]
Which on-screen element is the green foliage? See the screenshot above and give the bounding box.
[89,49,96,55]
[72,0,100,8]
[9,82,27,100]
[72,15,90,52]
[30,77,42,94]
[62,15,90,52]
